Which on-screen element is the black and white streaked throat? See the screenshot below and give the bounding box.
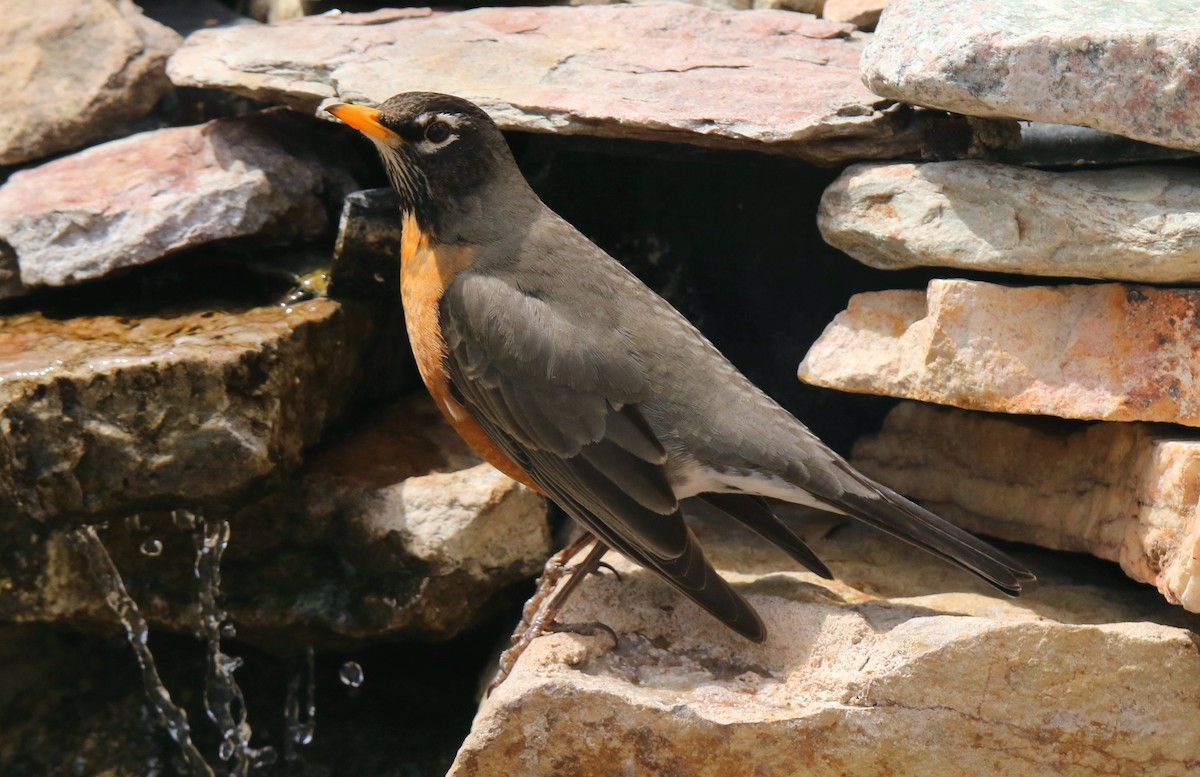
[326,94,506,239]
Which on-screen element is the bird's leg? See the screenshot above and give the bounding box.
[491,536,614,692]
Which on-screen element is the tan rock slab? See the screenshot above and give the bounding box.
[0,111,358,298]
[854,401,1200,613]
[0,297,369,522]
[1,0,180,165]
[798,279,1200,426]
[452,511,1200,776]
[820,161,1200,283]
[822,0,885,30]
[167,4,1013,165]
[862,0,1200,152]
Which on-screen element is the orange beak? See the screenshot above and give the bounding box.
[325,103,399,144]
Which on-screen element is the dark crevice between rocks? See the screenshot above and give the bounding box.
[0,619,514,777]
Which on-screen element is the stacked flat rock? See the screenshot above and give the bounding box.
[803,0,1200,614]
[7,0,1200,773]
[165,3,1015,164]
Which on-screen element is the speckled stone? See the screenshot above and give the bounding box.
[862,0,1200,151]
[0,111,358,298]
[798,279,1200,426]
[167,4,1014,164]
[819,161,1200,282]
[853,401,1200,613]
[451,510,1200,777]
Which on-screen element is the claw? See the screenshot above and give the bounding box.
[490,537,611,693]
[595,561,622,582]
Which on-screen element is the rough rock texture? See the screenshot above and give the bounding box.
[822,0,885,30]
[798,279,1200,426]
[452,511,1200,776]
[1,0,181,165]
[3,396,550,647]
[819,162,1200,282]
[852,402,1200,613]
[0,297,371,523]
[862,0,1200,152]
[0,111,358,298]
[167,4,1016,165]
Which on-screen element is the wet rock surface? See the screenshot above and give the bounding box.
[454,509,1200,776]
[820,161,1200,282]
[0,110,360,298]
[2,395,549,647]
[862,0,1200,152]
[799,279,1200,427]
[0,295,368,523]
[853,401,1200,613]
[166,3,1016,164]
[0,0,181,166]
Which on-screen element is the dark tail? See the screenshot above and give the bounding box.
[838,479,1035,595]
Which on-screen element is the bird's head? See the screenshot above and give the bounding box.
[326,92,525,236]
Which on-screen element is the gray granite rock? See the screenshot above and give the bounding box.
[453,508,1200,776]
[167,4,1015,165]
[0,111,358,298]
[863,0,1200,152]
[1,0,181,166]
[819,161,1200,282]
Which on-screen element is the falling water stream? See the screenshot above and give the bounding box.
[66,525,215,777]
[68,512,300,775]
[194,516,277,773]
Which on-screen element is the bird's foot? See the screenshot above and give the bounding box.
[490,537,611,694]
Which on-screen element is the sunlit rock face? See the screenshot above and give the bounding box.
[819,162,1200,283]
[0,298,366,522]
[851,402,1200,614]
[0,0,180,166]
[862,0,1200,152]
[453,510,1200,777]
[165,3,1017,164]
[0,110,360,299]
[799,280,1200,427]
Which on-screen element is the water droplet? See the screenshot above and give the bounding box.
[339,661,364,688]
[140,539,163,557]
[220,622,237,638]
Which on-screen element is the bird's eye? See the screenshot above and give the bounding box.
[425,121,452,144]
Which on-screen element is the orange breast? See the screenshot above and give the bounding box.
[399,212,543,493]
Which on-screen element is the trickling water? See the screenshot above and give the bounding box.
[338,661,364,688]
[283,646,317,762]
[194,515,277,774]
[66,525,215,777]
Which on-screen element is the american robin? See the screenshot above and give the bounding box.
[327,92,1034,643]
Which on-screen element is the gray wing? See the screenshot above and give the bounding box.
[440,271,766,640]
